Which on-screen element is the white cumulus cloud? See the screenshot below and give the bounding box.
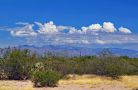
[119,27,132,34]
[35,21,58,34]
[89,24,102,31]
[103,22,116,32]
[81,23,102,33]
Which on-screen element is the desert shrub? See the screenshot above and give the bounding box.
[105,63,124,78]
[92,56,133,78]
[0,69,8,79]
[0,59,8,79]
[124,58,138,75]
[2,48,37,80]
[31,70,61,87]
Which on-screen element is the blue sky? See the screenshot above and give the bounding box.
[0,0,138,50]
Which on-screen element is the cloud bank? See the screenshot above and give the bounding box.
[6,21,138,46]
[10,24,37,37]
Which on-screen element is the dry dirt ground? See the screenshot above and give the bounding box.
[0,75,137,90]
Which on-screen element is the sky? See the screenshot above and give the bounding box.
[0,0,138,50]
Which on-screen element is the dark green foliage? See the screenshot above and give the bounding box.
[0,47,138,81]
[31,70,61,87]
[0,48,38,80]
[92,57,133,78]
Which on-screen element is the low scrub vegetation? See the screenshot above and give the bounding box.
[31,70,61,87]
[0,47,138,87]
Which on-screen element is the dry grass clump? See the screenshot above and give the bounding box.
[121,75,138,89]
[59,74,138,89]
[59,74,119,85]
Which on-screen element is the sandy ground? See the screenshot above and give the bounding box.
[0,75,137,90]
[0,80,131,90]
[40,84,131,90]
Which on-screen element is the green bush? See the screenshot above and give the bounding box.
[92,56,133,78]
[105,64,123,78]
[31,70,61,87]
[2,49,37,80]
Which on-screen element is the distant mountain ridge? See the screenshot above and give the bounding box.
[17,45,138,58]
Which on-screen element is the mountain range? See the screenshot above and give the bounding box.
[18,45,138,58]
